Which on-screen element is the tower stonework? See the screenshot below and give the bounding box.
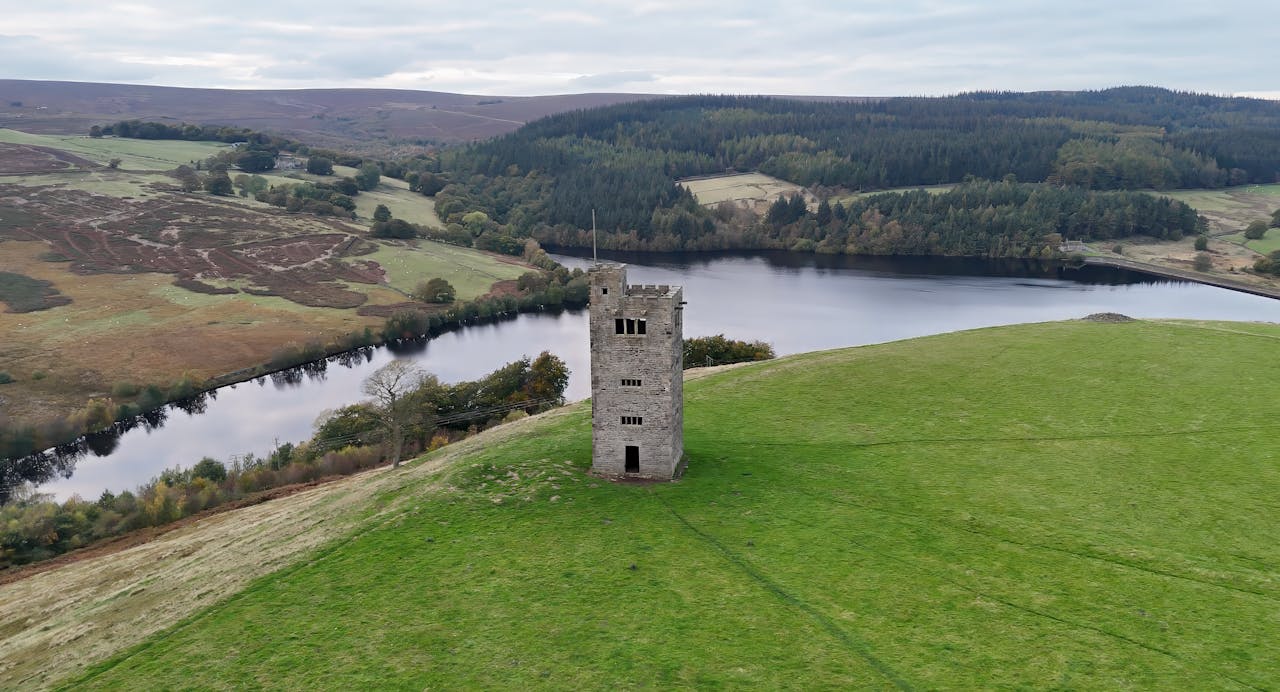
[588,263,685,480]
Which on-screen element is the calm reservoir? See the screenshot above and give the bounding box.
[38,251,1280,500]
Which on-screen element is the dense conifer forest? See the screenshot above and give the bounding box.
[431,87,1278,254]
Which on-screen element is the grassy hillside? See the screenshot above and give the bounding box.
[0,128,228,169]
[1156,183,1280,234]
[1222,228,1280,255]
[58,319,1280,689]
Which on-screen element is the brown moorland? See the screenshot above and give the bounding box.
[0,79,662,150]
[0,140,528,429]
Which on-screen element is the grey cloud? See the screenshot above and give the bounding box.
[570,71,658,89]
[3,1,1280,97]
[0,34,159,83]
[256,48,414,80]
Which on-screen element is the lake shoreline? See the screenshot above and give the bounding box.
[1083,255,1280,301]
[23,250,1280,503]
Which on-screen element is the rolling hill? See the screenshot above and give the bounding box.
[6,318,1278,689]
[0,80,660,149]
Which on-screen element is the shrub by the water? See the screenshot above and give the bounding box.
[684,335,776,368]
[0,350,571,569]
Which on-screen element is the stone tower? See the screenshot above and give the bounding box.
[588,263,685,479]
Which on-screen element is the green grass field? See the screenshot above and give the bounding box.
[0,129,231,171]
[353,175,444,228]
[67,320,1280,689]
[363,240,526,298]
[1221,228,1280,255]
[1156,184,1280,234]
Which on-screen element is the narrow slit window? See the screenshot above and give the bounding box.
[637,319,646,335]
[615,318,624,334]
[625,318,636,334]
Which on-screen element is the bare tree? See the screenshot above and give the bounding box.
[362,360,423,467]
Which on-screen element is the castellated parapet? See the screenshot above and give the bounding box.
[588,263,685,480]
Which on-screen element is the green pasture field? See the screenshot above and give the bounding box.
[1155,183,1280,233]
[354,179,445,229]
[239,166,445,228]
[363,240,526,299]
[0,129,444,227]
[1221,228,1280,255]
[0,129,231,171]
[69,320,1280,689]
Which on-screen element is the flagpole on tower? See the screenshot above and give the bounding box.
[592,209,597,264]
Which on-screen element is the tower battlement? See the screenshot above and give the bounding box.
[588,264,685,480]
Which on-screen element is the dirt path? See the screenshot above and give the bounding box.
[0,407,576,690]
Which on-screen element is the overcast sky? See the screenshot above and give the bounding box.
[1,0,1276,98]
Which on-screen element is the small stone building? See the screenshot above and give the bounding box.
[588,263,685,479]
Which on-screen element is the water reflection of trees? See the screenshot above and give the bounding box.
[0,391,211,503]
[553,247,1180,288]
[2,344,396,503]
[1,449,79,503]
[333,347,374,368]
[269,347,379,388]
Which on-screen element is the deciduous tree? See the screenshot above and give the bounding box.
[236,149,276,173]
[173,165,200,192]
[306,156,334,176]
[371,219,417,239]
[362,361,424,467]
[413,277,456,303]
[1244,220,1269,240]
[355,163,381,191]
[203,170,233,196]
